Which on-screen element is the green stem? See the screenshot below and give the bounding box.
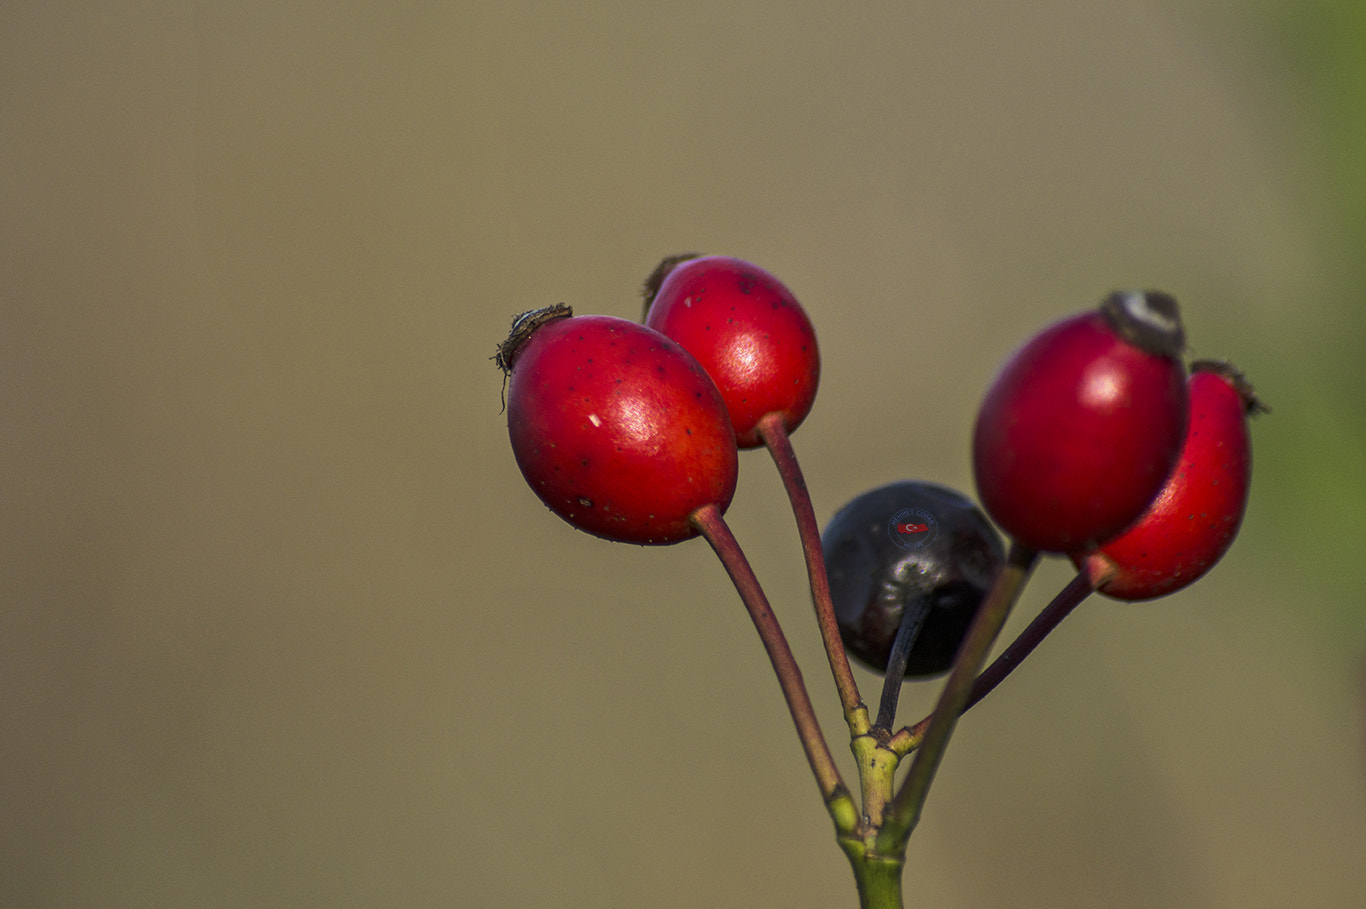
[758,413,869,736]
[876,543,1038,854]
[839,843,905,909]
[838,734,905,908]
[689,503,855,824]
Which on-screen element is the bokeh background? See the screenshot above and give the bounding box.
[4,2,1365,906]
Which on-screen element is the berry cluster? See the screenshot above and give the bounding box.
[495,256,1264,906]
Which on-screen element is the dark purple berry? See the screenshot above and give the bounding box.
[823,480,1005,679]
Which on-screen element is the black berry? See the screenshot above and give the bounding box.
[823,480,1004,679]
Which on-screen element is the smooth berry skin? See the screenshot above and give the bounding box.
[972,292,1189,552]
[1074,362,1262,600]
[823,481,1005,679]
[643,255,820,448]
[503,311,739,545]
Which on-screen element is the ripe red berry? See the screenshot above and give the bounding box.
[642,254,820,448]
[972,291,1189,552]
[497,305,739,545]
[1074,361,1265,600]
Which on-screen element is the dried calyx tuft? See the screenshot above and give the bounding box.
[640,253,702,318]
[494,303,573,375]
[1190,359,1270,417]
[1100,290,1186,357]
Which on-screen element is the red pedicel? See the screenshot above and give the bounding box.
[972,291,1189,552]
[643,255,820,448]
[1075,361,1265,600]
[497,305,739,545]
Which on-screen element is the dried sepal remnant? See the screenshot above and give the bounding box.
[494,303,573,375]
[640,253,702,315]
[1188,359,1270,417]
[1100,290,1187,356]
[495,303,573,410]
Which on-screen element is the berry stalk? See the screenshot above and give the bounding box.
[874,599,929,730]
[964,571,1094,711]
[889,571,1095,755]
[758,413,869,734]
[688,503,857,826]
[877,543,1039,854]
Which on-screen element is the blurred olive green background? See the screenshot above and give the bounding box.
[4,2,1365,906]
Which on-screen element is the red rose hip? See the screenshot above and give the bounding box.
[1075,361,1265,600]
[972,291,1189,552]
[642,255,820,448]
[497,305,739,545]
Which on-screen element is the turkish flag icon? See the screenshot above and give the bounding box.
[896,522,929,534]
